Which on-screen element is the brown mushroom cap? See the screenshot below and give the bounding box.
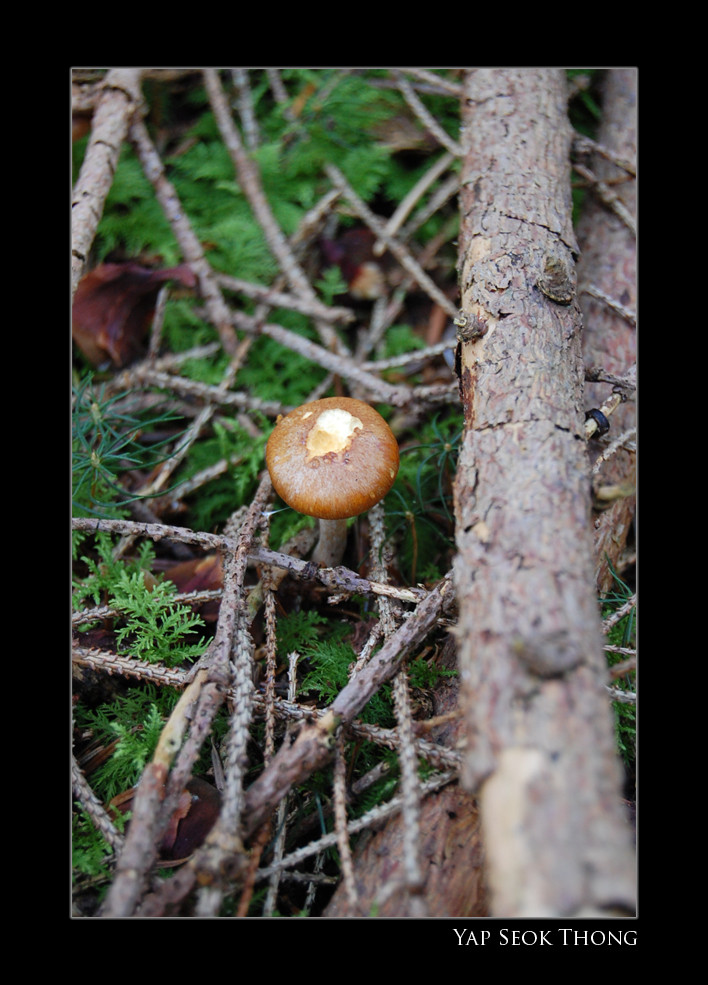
[266,397,399,520]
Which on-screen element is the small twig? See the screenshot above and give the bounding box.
[72,515,225,553]
[333,731,359,909]
[133,337,252,506]
[193,608,256,916]
[72,644,189,687]
[203,69,346,356]
[351,719,462,773]
[230,69,260,149]
[186,485,272,914]
[398,174,459,245]
[72,515,429,604]
[581,283,636,326]
[254,769,457,883]
[591,427,636,475]
[72,754,124,855]
[584,390,627,439]
[585,365,636,390]
[369,502,425,910]
[129,115,240,356]
[72,585,223,628]
[602,594,636,633]
[154,454,243,507]
[392,672,427,912]
[360,338,455,372]
[229,308,413,406]
[264,650,300,916]
[262,577,278,764]
[573,133,636,178]
[141,403,214,500]
[326,164,459,321]
[374,151,456,254]
[216,271,354,325]
[100,756,170,918]
[265,68,288,104]
[108,363,287,417]
[393,71,462,157]
[573,161,636,236]
[606,654,636,676]
[401,68,463,99]
[606,686,636,705]
[147,284,170,359]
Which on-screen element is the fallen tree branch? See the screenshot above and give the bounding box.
[453,68,636,917]
[71,69,144,297]
[576,69,637,594]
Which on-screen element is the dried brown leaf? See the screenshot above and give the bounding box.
[72,261,197,366]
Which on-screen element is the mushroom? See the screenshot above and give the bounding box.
[265,397,399,567]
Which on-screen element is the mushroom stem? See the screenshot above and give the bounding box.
[311,518,349,567]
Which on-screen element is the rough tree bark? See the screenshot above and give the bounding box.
[453,69,636,916]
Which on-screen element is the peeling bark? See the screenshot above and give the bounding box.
[453,69,635,917]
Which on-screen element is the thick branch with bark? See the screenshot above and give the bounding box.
[576,70,637,593]
[71,70,144,297]
[453,69,635,917]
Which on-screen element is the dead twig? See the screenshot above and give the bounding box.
[72,69,144,297]
[326,164,459,321]
[393,71,462,157]
[99,478,272,917]
[71,516,429,604]
[129,115,240,356]
[241,572,455,839]
[203,69,347,357]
